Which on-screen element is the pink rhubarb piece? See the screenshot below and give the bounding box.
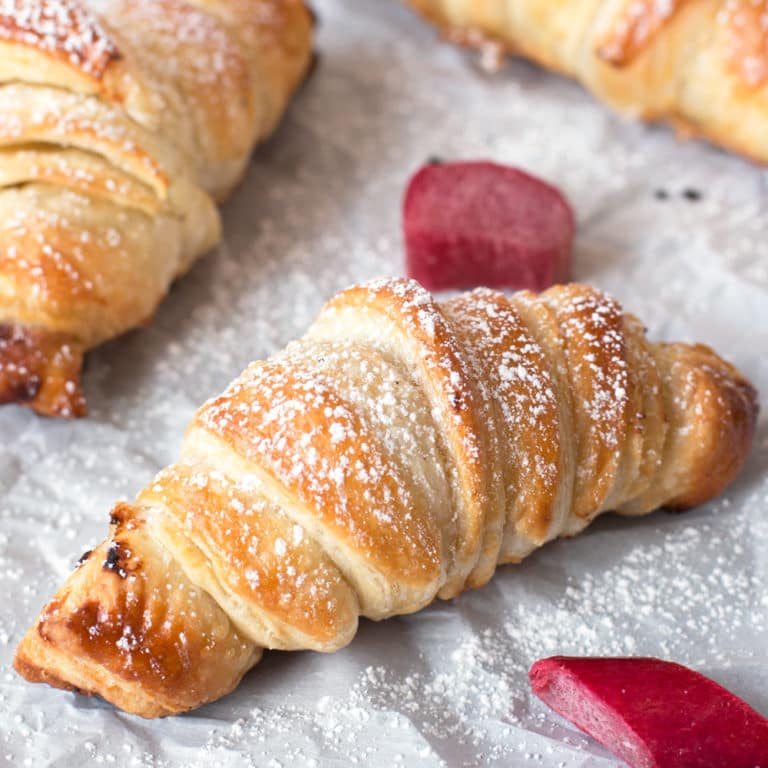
[403,160,574,292]
[530,656,768,768]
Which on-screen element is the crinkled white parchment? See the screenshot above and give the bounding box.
[1,1,766,766]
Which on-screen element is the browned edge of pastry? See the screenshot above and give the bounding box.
[12,646,81,695]
[13,501,261,718]
[663,342,759,510]
[0,325,86,418]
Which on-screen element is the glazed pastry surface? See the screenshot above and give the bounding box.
[405,0,768,164]
[15,279,758,717]
[0,0,314,416]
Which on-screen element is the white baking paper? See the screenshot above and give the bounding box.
[1,1,766,766]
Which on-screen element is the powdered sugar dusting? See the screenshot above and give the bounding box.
[597,0,683,64]
[315,277,491,591]
[542,286,630,519]
[718,0,768,87]
[0,0,119,77]
[444,288,561,549]
[197,354,443,614]
[144,464,357,648]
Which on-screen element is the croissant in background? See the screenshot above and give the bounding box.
[15,279,758,717]
[0,0,313,417]
[404,0,768,164]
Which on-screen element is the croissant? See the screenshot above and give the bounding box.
[14,279,758,717]
[403,0,768,164]
[0,0,313,417]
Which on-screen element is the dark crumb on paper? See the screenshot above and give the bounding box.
[654,188,703,202]
[427,156,444,165]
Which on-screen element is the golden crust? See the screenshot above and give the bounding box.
[140,463,360,651]
[194,357,444,617]
[14,503,259,718]
[541,284,631,519]
[14,280,758,717]
[0,184,215,343]
[617,313,668,508]
[720,0,768,89]
[507,291,578,548]
[404,0,768,163]
[0,146,162,215]
[310,279,491,597]
[595,0,690,66]
[0,84,174,196]
[0,0,314,417]
[442,290,562,561]
[0,1,121,81]
[0,324,85,417]
[651,342,759,510]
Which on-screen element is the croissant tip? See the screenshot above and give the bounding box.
[0,325,86,418]
[665,345,759,510]
[13,636,78,695]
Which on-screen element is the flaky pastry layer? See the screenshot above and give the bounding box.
[0,0,314,416]
[15,279,758,716]
[405,0,768,164]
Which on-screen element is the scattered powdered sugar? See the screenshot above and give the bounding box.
[158,482,768,766]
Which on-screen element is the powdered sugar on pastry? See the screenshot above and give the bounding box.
[0,0,314,416]
[718,0,768,88]
[13,279,758,717]
[0,0,119,76]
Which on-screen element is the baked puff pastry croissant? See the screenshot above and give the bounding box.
[0,0,313,417]
[404,0,768,164]
[14,279,758,717]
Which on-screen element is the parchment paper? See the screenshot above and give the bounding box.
[1,1,766,766]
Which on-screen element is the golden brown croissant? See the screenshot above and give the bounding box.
[14,279,758,717]
[0,0,313,417]
[403,0,768,164]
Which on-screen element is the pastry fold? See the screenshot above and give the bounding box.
[404,0,768,164]
[15,280,758,717]
[0,0,314,416]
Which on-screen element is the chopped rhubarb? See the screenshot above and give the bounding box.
[403,160,574,292]
[530,657,768,768]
